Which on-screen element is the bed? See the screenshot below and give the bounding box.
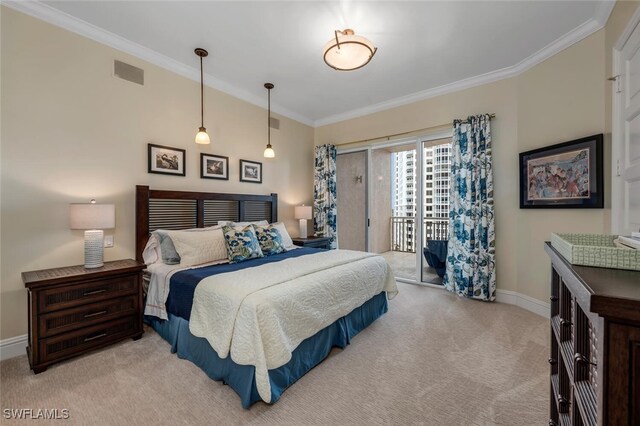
[135,185,397,408]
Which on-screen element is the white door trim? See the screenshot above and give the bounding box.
[611,8,640,234]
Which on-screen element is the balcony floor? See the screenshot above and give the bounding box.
[381,251,443,285]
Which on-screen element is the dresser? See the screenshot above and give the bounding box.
[22,259,145,373]
[545,242,640,426]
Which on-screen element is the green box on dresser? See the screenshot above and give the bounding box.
[545,242,640,426]
[22,259,145,374]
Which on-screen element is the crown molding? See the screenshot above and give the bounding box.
[314,7,613,127]
[3,0,616,129]
[2,0,315,127]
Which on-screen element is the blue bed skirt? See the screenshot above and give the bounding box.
[145,292,388,408]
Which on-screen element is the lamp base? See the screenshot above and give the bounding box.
[84,230,104,269]
[298,219,308,238]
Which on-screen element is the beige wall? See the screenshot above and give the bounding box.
[316,27,620,303]
[0,8,314,340]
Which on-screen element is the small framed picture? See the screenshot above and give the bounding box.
[519,134,603,208]
[148,143,185,176]
[200,154,229,180]
[239,159,262,184]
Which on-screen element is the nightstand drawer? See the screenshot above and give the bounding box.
[38,316,138,363]
[39,295,138,338]
[38,275,137,313]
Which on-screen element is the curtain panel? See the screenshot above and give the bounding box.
[313,144,338,249]
[444,115,496,301]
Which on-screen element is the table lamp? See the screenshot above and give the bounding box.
[294,205,312,238]
[69,199,115,268]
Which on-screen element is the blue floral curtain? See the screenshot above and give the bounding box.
[313,144,338,249]
[444,115,496,301]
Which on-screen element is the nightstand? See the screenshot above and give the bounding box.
[292,236,332,250]
[22,259,145,373]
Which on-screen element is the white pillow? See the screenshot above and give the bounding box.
[270,222,295,249]
[166,228,227,267]
[142,234,161,265]
[218,220,269,227]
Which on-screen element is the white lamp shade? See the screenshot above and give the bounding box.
[69,203,115,230]
[323,30,377,71]
[195,129,210,145]
[294,205,313,220]
[263,146,275,158]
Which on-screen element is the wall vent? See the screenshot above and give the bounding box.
[269,117,280,130]
[114,60,144,86]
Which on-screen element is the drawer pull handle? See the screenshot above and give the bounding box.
[557,395,570,409]
[549,296,558,302]
[560,319,572,327]
[83,289,107,297]
[548,357,557,365]
[549,420,558,426]
[83,333,107,342]
[83,310,108,318]
[574,352,596,366]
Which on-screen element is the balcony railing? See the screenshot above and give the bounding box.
[390,217,449,253]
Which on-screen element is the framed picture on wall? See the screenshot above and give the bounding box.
[239,159,262,183]
[519,134,603,208]
[200,154,229,180]
[148,143,186,176]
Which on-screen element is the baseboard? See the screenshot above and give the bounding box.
[496,289,549,318]
[0,334,28,361]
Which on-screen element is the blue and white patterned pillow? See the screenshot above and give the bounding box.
[253,224,285,256]
[222,225,264,264]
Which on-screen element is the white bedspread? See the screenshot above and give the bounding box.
[188,249,398,403]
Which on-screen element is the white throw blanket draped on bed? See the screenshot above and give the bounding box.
[189,249,398,403]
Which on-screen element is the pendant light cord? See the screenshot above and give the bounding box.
[267,87,271,146]
[200,56,204,128]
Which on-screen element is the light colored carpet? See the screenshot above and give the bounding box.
[381,251,442,284]
[1,283,548,425]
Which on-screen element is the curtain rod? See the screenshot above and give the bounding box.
[337,113,496,146]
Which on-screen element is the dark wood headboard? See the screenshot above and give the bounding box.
[135,185,278,262]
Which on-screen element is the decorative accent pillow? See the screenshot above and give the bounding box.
[222,225,264,264]
[253,224,285,256]
[270,222,296,250]
[165,228,228,267]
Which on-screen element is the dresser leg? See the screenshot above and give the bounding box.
[32,366,47,374]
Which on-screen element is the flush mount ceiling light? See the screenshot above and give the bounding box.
[323,29,377,71]
[194,48,210,145]
[263,83,275,158]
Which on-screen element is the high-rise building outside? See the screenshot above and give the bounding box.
[391,142,451,251]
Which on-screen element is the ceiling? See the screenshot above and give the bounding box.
[13,1,614,126]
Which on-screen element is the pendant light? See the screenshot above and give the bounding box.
[323,29,377,71]
[263,83,275,158]
[194,48,210,145]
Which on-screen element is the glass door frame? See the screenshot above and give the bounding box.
[336,128,452,287]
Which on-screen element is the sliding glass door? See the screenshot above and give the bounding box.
[336,151,367,251]
[336,131,451,285]
[420,138,452,284]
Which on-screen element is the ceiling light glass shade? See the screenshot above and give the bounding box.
[195,127,210,145]
[323,29,377,71]
[263,145,275,158]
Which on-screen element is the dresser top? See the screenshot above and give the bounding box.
[545,242,640,319]
[22,259,145,287]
